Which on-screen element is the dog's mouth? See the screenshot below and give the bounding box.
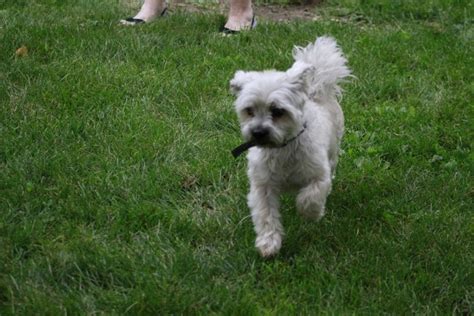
[231,123,307,158]
[252,137,275,146]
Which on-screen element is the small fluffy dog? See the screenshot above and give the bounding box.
[230,37,351,257]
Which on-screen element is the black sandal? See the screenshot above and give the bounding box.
[221,15,257,35]
[120,8,168,25]
[120,17,145,25]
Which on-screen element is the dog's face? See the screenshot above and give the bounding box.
[230,66,311,147]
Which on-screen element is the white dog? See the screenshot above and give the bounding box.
[230,36,351,257]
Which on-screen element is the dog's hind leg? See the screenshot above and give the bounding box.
[248,183,284,257]
[296,177,332,221]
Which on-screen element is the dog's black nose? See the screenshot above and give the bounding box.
[251,127,269,140]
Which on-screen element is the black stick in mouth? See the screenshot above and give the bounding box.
[231,123,307,159]
[231,140,256,158]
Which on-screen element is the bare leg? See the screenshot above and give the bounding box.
[121,0,167,24]
[224,0,254,31]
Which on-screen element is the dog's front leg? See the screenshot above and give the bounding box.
[296,177,332,221]
[248,182,283,257]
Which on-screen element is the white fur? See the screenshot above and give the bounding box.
[230,36,351,257]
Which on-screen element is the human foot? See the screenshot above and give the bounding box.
[120,0,167,25]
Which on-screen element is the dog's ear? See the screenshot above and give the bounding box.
[230,71,255,96]
[286,62,315,91]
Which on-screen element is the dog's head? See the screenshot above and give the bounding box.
[230,64,312,147]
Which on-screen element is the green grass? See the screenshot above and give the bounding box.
[1,0,473,314]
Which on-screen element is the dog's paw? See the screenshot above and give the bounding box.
[297,203,326,221]
[296,193,325,221]
[255,232,282,257]
[296,184,328,221]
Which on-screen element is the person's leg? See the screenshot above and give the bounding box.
[120,0,167,24]
[224,0,254,32]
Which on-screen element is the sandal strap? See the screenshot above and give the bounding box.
[124,17,145,24]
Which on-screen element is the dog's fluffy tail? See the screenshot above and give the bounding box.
[291,36,351,101]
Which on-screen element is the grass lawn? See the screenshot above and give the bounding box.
[1,0,473,314]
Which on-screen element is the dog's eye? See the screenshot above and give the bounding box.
[270,106,286,119]
[244,107,254,117]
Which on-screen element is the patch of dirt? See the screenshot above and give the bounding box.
[255,4,322,22]
[169,1,324,22]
